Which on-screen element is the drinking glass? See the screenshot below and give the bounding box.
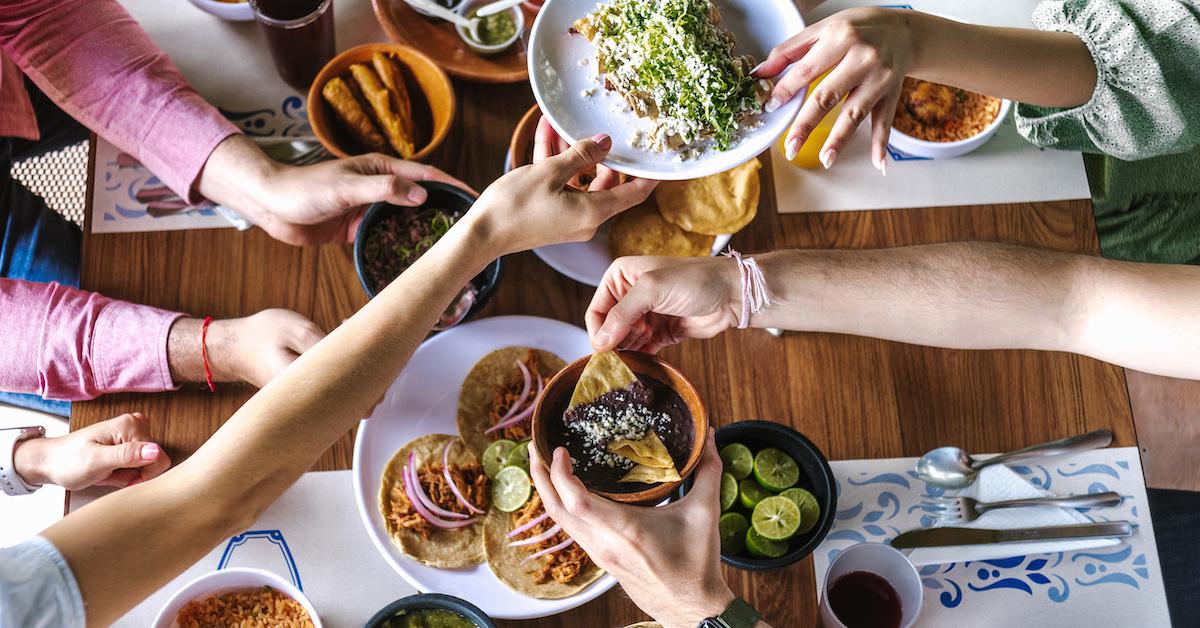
[819,543,923,628]
[249,0,336,92]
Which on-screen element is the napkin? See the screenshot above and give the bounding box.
[906,464,1123,566]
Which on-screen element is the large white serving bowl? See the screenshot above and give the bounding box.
[152,567,322,628]
[352,316,615,620]
[528,0,804,180]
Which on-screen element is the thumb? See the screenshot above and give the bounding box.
[344,174,428,208]
[97,441,161,471]
[593,278,661,351]
[544,134,613,184]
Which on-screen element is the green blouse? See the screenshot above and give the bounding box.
[1016,0,1200,265]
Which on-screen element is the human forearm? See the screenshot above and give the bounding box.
[42,222,497,625]
[910,13,1096,108]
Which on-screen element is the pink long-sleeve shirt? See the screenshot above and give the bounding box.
[0,0,239,400]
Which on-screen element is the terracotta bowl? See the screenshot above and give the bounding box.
[308,43,455,162]
[505,103,541,173]
[532,351,708,505]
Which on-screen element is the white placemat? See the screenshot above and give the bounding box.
[771,0,1091,214]
[90,0,386,234]
[71,470,412,627]
[813,447,1170,627]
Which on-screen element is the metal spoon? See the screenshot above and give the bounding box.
[406,0,482,41]
[916,429,1113,490]
[433,284,479,331]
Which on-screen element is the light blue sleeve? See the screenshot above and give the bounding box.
[0,537,85,628]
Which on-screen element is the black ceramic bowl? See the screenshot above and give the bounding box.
[364,593,495,628]
[676,420,837,571]
[353,182,502,322]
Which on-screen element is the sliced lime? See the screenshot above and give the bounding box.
[493,466,532,512]
[504,440,530,472]
[780,487,821,535]
[752,495,802,541]
[719,512,749,555]
[719,472,738,512]
[482,439,517,479]
[745,527,788,559]
[753,447,800,492]
[738,478,771,510]
[719,443,754,480]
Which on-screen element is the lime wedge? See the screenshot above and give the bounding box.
[753,447,800,492]
[482,439,517,479]
[780,487,821,535]
[719,472,738,512]
[745,527,788,559]
[493,466,532,512]
[752,495,802,541]
[719,512,749,555]
[719,443,754,480]
[504,440,531,472]
[738,478,771,510]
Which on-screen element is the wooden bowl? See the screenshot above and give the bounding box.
[532,351,708,505]
[307,43,455,162]
[506,103,542,172]
[372,0,533,83]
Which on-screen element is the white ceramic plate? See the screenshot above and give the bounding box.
[534,229,733,286]
[528,0,804,180]
[352,316,611,620]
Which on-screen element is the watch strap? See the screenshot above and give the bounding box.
[701,597,761,628]
[1,426,46,496]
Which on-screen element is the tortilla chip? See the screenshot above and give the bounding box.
[608,200,714,259]
[608,431,675,469]
[656,159,761,235]
[568,351,637,411]
[619,463,682,484]
[379,434,484,568]
[456,347,567,457]
[482,504,604,599]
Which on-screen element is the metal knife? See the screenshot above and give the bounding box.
[890,521,1133,549]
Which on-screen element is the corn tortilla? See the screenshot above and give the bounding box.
[457,347,566,458]
[608,200,714,258]
[482,505,604,599]
[655,159,761,235]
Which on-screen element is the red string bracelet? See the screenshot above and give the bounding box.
[200,316,215,392]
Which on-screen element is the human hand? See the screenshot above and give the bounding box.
[755,7,919,171]
[463,117,658,256]
[206,309,327,388]
[12,413,171,490]
[200,135,469,246]
[587,256,740,353]
[528,434,733,628]
[532,116,622,191]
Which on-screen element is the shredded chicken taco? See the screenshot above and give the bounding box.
[379,434,490,568]
[457,347,566,457]
[483,491,603,598]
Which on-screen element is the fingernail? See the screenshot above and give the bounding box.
[764,97,781,113]
[407,186,427,204]
[820,148,838,169]
[750,61,765,76]
[878,158,888,177]
[594,331,611,349]
[141,443,160,460]
[590,133,612,150]
[785,138,800,161]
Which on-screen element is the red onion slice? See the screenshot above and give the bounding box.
[495,360,533,424]
[486,373,544,434]
[508,523,562,548]
[506,512,550,538]
[402,464,479,529]
[521,536,576,564]
[442,441,485,515]
[407,452,469,520]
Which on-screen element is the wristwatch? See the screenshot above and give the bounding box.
[1,426,46,496]
[699,598,761,628]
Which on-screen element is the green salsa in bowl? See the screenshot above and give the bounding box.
[365,593,495,628]
[455,0,525,56]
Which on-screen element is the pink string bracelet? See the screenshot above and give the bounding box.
[721,248,770,329]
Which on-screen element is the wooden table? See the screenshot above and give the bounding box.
[76,80,1136,627]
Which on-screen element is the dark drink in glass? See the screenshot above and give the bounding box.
[828,571,902,628]
[249,0,336,92]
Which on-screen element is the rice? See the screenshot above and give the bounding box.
[175,586,315,628]
[892,77,1001,143]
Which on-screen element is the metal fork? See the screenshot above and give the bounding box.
[930,492,1123,523]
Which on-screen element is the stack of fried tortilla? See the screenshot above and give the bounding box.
[321,52,420,158]
[609,158,761,258]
